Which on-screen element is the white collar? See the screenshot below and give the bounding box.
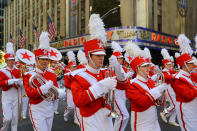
[136,75,148,82]
[6,66,14,71]
[36,67,46,74]
[180,69,190,77]
[86,64,100,74]
[162,68,169,72]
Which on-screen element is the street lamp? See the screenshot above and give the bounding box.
[101,5,120,19]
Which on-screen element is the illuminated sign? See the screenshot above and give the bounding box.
[50,26,186,51]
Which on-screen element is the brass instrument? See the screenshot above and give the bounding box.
[29,73,59,101]
[105,69,119,118]
[0,50,7,69]
[55,64,64,81]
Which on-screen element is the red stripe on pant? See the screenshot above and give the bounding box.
[29,104,38,131]
[115,99,124,131]
[180,102,187,131]
[81,117,84,131]
[75,106,81,128]
[134,112,137,131]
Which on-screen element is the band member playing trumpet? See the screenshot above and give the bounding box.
[23,32,65,131]
[172,34,197,131]
[0,42,22,131]
[159,48,179,126]
[71,14,128,131]
[110,41,129,131]
[124,41,167,131]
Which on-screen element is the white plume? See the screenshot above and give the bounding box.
[88,14,107,43]
[77,50,88,65]
[67,51,76,63]
[177,34,193,55]
[175,52,180,58]
[161,48,171,60]
[195,34,197,53]
[39,32,50,51]
[143,47,152,60]
[170,56,174,62]
[6,42,14,55]
[124,41,142,58]
[111,41,123,52]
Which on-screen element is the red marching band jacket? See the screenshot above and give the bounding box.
[126,78,157,112]
[71,68,129,117]
[23,69,58,105]
[64,68,72,89]
[171,70,197,103]
[0,66,21,91]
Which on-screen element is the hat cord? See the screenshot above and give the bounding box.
[88,54,99,69]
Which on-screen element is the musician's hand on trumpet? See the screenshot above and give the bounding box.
[109,55,126,81]
[149,83,167,100]
[40,80,54,95]
[89,77,117,99]
[8,78,22,86]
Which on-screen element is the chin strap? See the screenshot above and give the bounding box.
[184,62,191,74]
[138,66,148,79]
[88,54,99,69]
[36,57,48,71]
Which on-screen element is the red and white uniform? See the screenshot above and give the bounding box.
[0,66,20,131]
[126,75,161,131]
[71,65,128,131]
[162,68,177,122]
[64,68,81,125]
[114,66,129,131]
[23,68,58,131]
[171,70,197,131]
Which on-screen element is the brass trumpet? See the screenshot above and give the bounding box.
[105,69,119,118]
[29,73,59,101]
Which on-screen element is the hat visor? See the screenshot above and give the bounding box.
[38,56,49,59]
[166,62,172,65]
[141,62,151,67]
[187,59,195,64]
[91,51,106,55]
[6,57,15,60]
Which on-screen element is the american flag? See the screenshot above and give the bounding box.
[33,23,40,42]
[19,29,26,48]
[10,33,14,43]
[47,15,56,40]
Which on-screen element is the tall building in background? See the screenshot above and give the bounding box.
[3,0,89,51]
[0,0,12,50]
[120,0,197,39]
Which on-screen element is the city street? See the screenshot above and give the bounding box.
[0,95,181,131]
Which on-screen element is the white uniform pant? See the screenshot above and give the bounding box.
[54,100,59,112]
[81,108,113,131]
[29,101,54,131]
[1,88,18,131]
[175,99,197,131]
[131,106,161,131]
[64,89,75,120]
[74,107,81,127]
[114,89,129,131]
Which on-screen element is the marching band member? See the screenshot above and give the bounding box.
[23,32,65,131]
[124,41,167,131]
[48,47,64,115]
[110,41,129,131]
[70,14,128,131]
[160,48,179,126]
[123,52,134,79]
[15,49,36,120]
[0,42,22,131]
[63,51,79,125]
[172,34,197,131]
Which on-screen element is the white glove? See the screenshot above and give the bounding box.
[8,79,22,86]
[149,83,167,99]
[109,56,126,81]
[16,79,23,87]
[89,77,117,99]
[126,71,134,79]
[151,74,158,81]
[39,80,53,95]
[57,88,66,100]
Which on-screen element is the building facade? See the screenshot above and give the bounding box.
[4,0,90,51]
[3,0,197,53]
